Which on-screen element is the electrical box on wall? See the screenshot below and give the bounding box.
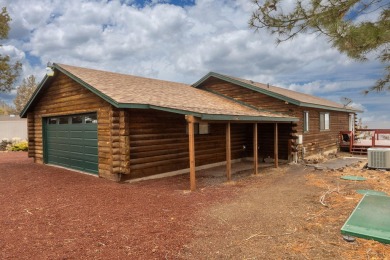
[297,135,303,145]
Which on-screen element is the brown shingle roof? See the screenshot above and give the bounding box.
[56,64,296,121]
[194,72,360,112]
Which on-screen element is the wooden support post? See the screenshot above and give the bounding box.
[274,123,279,168]
[226,122,232,181]
[253,123,258,175]
[350,132,354,153]
[186,115,196,191]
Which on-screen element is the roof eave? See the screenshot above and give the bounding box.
[301,102,363,113]
[20,64,122,118]
[119,103,297,122]
[20,75,53,118]
[192,72,301,106]
[194,72,362,113]
[53,63,120,108]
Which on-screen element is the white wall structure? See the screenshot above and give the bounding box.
[0,115,28,140]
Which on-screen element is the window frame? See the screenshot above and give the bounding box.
[186,123,210,135]
[320,112,330,131]
[348,113,354,131]
[303,111,309,132]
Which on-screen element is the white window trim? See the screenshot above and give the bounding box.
[320,112,330,131]
[349,114,354,131]
[303,111,309,132]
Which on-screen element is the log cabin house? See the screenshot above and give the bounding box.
[21,63,359,190]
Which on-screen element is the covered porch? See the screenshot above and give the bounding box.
[185,115,297,191]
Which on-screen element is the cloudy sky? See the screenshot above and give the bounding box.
[1,0,389,128]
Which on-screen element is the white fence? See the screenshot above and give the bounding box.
[0,120,28,140]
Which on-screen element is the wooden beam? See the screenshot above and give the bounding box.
[274,123,279,168]
[253,123,258,175]
[226,122,232,181]
[186,115,196,191]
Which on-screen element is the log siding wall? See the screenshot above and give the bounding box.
[200,79,349,157]
[127,109,249,179]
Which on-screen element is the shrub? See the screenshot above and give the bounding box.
[6,140,28,152]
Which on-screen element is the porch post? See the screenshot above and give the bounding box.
[226,122,232,181]
[186,115,196,191]
[253,123,258,175]
[274,123,279,168]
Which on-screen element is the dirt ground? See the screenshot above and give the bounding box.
[1,152,389,259]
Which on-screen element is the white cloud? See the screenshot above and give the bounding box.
[0,0,388,128]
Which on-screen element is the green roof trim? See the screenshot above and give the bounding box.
[20,75,53,118]
[53,64,120,107]
[20,63,121,118]
[201,114,297,122]
[193,72,361,113]
[118,103,296,122]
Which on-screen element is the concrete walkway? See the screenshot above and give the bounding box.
[307,157,366,171]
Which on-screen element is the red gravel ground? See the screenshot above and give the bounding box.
[0,152,235,259]
[1,152,389,259]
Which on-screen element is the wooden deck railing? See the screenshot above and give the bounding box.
[339,129,390,153]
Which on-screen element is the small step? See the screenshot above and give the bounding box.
[351,145,368,155]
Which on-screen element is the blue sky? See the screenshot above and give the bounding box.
[0,0,389,128]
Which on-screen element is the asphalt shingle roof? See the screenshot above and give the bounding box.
[193,72,359,112]
[57,64,295,120]
[227,75,352,110]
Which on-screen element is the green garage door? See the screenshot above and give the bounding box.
[45,113,98,174]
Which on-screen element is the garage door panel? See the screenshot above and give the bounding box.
[82,139,98,147]
[84,146,98,155]
[56,131,69,138]
[68,138,83,145]
[70,131,83,138]
[45,113,98,175]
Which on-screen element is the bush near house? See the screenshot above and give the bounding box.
[0,138,28,151]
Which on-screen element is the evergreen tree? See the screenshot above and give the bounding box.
[249,0,389,92]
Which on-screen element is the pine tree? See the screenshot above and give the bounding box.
[249,0,389,92]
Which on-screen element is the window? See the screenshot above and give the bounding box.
[320,112,330,130]
[48,118,58,124]
[85,114,98,124]
[349,114,354,131]
[186,123,210,135]
[198,123,210,134]
[71,115,83,124]
[59,117,69,124]
[303,111,309,132]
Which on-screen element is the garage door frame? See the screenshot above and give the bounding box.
[42,113,99,175]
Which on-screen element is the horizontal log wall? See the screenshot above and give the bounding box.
[201,78,350,157]
[28,72,115,179]
[300,108,349,155]
[127,109,248,179]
